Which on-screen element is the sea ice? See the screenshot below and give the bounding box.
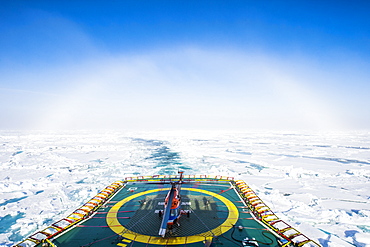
[0,130,369,246]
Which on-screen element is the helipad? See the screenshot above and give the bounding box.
[15,176,321,247]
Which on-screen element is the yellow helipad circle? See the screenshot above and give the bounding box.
[106,187,239,245]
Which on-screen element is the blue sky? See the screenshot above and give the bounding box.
[1,1,369,131]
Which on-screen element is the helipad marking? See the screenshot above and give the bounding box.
[106,188,239,245]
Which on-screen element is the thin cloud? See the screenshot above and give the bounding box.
[17,47,352,131]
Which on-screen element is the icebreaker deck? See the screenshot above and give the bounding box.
[15,175,321,247]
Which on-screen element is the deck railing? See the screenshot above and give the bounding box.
[234,180,322,247]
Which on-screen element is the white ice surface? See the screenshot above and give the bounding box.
[0,130,369,246]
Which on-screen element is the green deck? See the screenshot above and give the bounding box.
[40,180,283,247]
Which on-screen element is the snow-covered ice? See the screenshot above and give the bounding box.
[0,130,369,246]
